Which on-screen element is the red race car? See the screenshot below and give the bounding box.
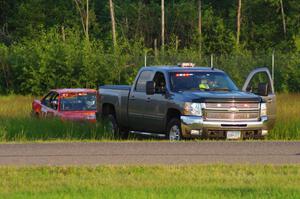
[32,89,97,122]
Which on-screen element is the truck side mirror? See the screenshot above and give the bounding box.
[146,81,155,95]
[258,83,268,96]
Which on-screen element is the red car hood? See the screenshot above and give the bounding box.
[59,111,96,122]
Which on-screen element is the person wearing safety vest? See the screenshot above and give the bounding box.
[199,79,209,90]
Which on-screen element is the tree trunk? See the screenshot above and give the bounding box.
[198,0,202,56]
[161,0,165,50]
[86,0,89,40]
[236,0,242,46]
[154,39,158,58]
[280,0,287,38]
[175,36,179,52]
[74,0,89,40]
[74,0,86,35]
[61,25,66,42]
[109,0,117,47]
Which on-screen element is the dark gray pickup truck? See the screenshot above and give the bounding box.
[97,64,276,140]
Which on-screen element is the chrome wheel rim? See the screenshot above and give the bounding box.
[169,125,180,141]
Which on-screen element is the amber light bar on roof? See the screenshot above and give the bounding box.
[178,63,195,67]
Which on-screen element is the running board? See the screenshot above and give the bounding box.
[129,131,166,138]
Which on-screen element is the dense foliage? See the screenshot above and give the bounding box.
[0,0,300,94]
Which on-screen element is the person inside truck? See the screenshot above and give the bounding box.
[198,74,219,90]
[199,79,210,90]
[154,72,166,93]
[157,81,166,93]
[170,71,239,92]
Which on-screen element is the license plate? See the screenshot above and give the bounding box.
[226,131,241,139]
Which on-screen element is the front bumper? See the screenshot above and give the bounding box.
[180,116,269,139]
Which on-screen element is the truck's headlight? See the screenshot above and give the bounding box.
[184,103,203,116]
[260,103,267,116]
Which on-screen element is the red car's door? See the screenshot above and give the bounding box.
[40,92,59,118]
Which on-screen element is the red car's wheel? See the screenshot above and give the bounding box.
[31,111,39,118]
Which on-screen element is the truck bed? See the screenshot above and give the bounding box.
[100,85,131,91]
[99,85,132,126]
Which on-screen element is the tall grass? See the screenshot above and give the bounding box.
[268,93,300,140]
[0,95,33,118]
[0,94,299,141]
[0,117,111,141]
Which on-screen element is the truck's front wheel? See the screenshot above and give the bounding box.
[167,118,182,141]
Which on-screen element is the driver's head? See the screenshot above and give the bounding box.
[201,79,208,84]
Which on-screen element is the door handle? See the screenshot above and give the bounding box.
[146,97,151,102]
[130,96,135,101]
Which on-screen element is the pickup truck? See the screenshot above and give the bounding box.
[97,64,276,140]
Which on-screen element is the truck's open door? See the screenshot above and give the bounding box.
[242,67,276,129]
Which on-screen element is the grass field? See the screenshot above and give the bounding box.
[0,94,299,141]
[267,93,300,140]
[0,165,299,198]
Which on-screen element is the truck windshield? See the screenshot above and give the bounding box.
[169,71,238,92]
[60,93,96,111]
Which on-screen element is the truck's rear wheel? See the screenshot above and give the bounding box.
[105,114,119,139]
[105,114,128,139]
[167,118,182,141]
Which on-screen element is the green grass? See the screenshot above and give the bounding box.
[0,165,299,198]
[0,117,110,141]
[268,93,300,140]
[0,94,299,141]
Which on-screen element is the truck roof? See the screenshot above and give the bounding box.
[51,88,96,94]
[141,66,224,73]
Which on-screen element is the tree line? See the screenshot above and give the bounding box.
[0,0,299,94]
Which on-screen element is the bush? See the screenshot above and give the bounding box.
[0,27,299,94]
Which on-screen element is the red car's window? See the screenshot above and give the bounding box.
[42,92,58,109]
[60,93,96,111]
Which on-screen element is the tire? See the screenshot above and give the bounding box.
[166,118,182,141]
[104,114,119,138]
[104,114,128,139]
[30,111,39,118]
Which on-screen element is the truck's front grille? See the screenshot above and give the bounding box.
[205,102,259,109]
[204,111,259,121]
[204,102,260,121]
